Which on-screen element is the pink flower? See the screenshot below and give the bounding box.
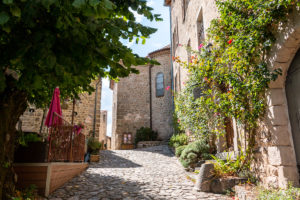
[198,43,204,49]
[166,86,171,91]
[178,44,182,47]
[183,82,186,85]
[177,119,180,123]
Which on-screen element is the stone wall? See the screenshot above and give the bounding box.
[110,66,151,150]
[110,46,173,150]
[252,9,300,188]
[166,0,300,189]
[19,79,102,137]
[98,110,107,143]
[168,0,219,92]
[149,50,173,140]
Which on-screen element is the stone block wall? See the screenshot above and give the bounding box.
[150,50,173,140]
[252,9,300,188]
[110,46,173,149]
[98,110,107,142]
[166,0,300,189]
[111,66,151,150]
[169,0,219,92]
[19,79,102,137]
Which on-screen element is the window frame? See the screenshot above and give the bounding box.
[156,72,165,97]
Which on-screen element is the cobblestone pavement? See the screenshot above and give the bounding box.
[49,145,231,200]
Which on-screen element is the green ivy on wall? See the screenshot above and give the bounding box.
[175,0,300,159]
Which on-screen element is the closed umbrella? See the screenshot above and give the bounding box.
[45,87,62,127]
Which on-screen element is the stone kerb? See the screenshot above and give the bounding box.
[137,141,166,149]
[263,9,300,188]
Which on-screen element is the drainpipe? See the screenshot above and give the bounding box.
[149,65,153,129]
[93,78,101,138]
[169,6,174,111]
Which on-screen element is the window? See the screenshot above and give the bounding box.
[123,133,132,144]
[175,68,181,92]
[156,73,164,97]
[172,19,179,55]
[187,40,191,64]
[182,0,189,22]
[197,10,205,47]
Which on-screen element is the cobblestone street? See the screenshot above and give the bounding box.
[49,145,230,200]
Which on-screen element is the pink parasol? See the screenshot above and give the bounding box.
[45,87,62,127]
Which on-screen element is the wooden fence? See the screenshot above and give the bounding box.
[48,113,85,162]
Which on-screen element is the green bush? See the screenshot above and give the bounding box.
[179,140,210,168]
[18,132,42,147]
[87,138,102,155]
[135,127,158,145]
[169,133,188,148]
[258,184,300,200]
[175,145,187,157]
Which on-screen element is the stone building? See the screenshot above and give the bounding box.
[97,110,109,148]
[19,79,102,137]
[165,0,300,189]
[110,45,173,150]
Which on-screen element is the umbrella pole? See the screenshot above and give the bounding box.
[71,99,75,125]
[69,99,76,162]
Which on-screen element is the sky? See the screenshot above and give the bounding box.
[101,0,171,137]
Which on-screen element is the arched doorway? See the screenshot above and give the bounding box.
[286,48,300,170]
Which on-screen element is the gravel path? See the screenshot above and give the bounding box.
[49,145,230,200]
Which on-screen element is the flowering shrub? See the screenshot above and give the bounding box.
[174,0,300,169]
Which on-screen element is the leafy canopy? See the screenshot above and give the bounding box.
[0,0,162,106]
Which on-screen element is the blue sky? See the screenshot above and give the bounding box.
[101,0,170,136]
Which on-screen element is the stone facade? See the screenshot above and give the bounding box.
[19,79,102,137]
[98,110,107,142]
[111,46,173,150]
[165,0,300,189]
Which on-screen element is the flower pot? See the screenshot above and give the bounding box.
[90,154,100,162]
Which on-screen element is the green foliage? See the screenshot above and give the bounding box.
[211,151,250,178]
[87,137,102,155]
[179,140,210,168]
[175,0,299,170]
[0,0,162,108]
[258,184,300,200]
[17,132,42,147]
[169,133,188,148]
[175,145,186,157]
[12,184,38,200]
[135,127,158,145]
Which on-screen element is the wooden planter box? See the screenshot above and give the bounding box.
[14,142,48,163]
[90,154,100,162]
[14,162,88,197]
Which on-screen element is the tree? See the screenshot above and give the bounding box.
[0,0,161,198]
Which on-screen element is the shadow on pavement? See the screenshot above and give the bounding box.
[50,173,168,200]
[89,150,142,168]
[131,145,174,158]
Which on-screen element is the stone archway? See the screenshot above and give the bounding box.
[262,10,300,188]
[286,48,300,169]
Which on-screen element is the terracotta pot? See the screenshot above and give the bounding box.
[90,154,100,162]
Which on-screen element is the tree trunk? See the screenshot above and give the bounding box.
[0,76,27,200]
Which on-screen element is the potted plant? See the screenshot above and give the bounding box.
[87,137,102,162]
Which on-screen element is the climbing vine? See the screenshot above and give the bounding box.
[175,0,300,157]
